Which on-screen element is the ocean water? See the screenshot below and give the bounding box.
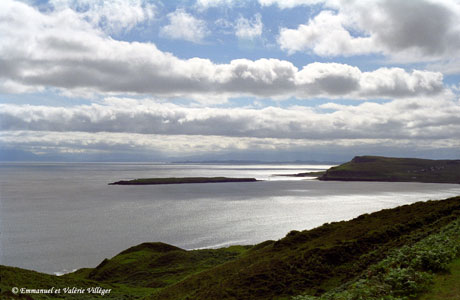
[1,162,460,275]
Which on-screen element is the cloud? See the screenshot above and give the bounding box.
[278,10,374,56]
[0,0,449,102]
[48,0,156,34]
[235,13,263,40]
[277,0,460,63]
[428,58,460,75]
[2,94,459,142]
[195,0,238,9]
[258,0,324,9]
[160,9,208,43]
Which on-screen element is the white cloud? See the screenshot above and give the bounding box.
[160,9,208,43]
[277,0,460,63]
[49,0,156,34]
[278,10,374,56]
[235,13,263,40]
[195,0,237,9]
[258,0,324,9]
[0,79,45,94]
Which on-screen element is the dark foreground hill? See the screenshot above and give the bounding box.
[1,196,460,299]
[319,156,460,184]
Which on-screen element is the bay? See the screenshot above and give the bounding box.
[1,162,460,275]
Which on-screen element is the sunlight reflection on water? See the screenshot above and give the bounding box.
[1,163,459,275]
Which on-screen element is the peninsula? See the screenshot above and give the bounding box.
[280,156,460,184]
[109,177,258,185]
[319,156,460,184]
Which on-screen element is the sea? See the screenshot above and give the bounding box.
[1,162,460,275]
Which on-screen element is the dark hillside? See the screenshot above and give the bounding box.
[319,156,460,183]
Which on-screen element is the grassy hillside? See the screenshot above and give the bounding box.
[0,244,250,299]
[0,265,155,299]
[319,156,460,183]
[293,216,460,299]
[67,243,250,288]
[1,196,459,300]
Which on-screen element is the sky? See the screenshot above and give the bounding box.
[1,0,460,162]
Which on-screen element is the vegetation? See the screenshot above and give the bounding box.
[109,177,258,185]
[0,265,155,299]
[292,217,460,300]
[419,258,460,300]
[319,156,460,184]
[69,243,250,288]
[1,196,459,299]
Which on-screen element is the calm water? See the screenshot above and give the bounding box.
[1,162,460,275]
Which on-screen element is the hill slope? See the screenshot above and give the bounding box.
[319,156,460,183]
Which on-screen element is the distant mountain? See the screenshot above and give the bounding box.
[171,159,340,165]
[319,155,460,184]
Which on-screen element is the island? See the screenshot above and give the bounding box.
[109,177,259,185]
[318,155,460,184]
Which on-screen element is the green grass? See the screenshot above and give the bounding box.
[419,258,460,300]
[0,243,250,299]
[0,265,155,299]
[320,156,460,184]
[67,242,251,288]
[109,177,258,185]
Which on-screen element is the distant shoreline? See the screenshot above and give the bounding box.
[278,156,460,184]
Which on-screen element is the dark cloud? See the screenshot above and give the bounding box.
[374,0,460,56]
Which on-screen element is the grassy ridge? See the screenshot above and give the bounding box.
[69,243,250,288]
[109,177,258,185]
[0,244,250,299]
[2,196,460,299]
[319,156,460,183]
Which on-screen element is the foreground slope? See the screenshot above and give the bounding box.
[319,156,460,183]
